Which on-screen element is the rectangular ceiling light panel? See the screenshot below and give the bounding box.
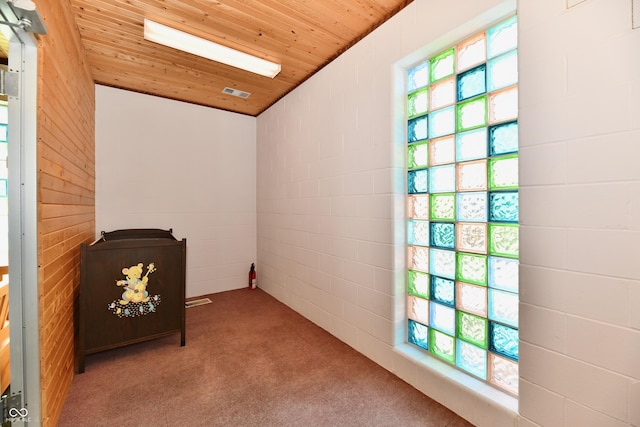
[143,19,281,78]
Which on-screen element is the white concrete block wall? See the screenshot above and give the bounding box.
[95,85,256,298]
[519,0,640,426]
[257,0,640,426]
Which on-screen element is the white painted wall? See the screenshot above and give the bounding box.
[256,0,640,426]
[95,85,256,298]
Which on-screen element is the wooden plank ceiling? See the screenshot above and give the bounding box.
[69,0,413,116]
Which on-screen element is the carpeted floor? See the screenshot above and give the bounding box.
[59,288,473,426]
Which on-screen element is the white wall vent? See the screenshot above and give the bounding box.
[222,87,251,99]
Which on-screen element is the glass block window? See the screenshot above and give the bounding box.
[406,15,519,395]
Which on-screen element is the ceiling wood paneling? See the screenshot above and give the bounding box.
[69,0,413,116]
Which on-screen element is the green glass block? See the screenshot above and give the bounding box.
[408,295,429,325]
[457,311,488,348]
[488,15,518,59]
[489,224,519,258]
[408,88,429,118]
[456,96,487,132]
[408,270,430,299]
[488,155,518,190]
[430,48,455,83]
[429,106,455,138]
[408,61,430,92]
[456,339,487,379]
[429,193,455,221]
[456,252,487,285]
[408,141,428,170]
[429,328,455,363]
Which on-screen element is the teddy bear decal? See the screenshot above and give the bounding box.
[108,262,161,318]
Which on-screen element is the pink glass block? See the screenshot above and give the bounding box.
[489,353,519,395]
[457,160,487,192]
[456,222,488,254]
[407,195,430,219]
[430,77,456,111]
[429,136,455,166]
[407,295,429,325]
[488,86,518,124]
[408,245,429,272]
[456,281,487,317]
[457,32,487,72]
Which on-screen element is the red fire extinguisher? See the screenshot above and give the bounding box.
[248,263,257,289]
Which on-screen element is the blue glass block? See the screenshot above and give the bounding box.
[488,256,519,293]
[430,222,455,249]
[408,319,429,350]
[0,124,7,142]
[430,248,456,279]
[489,322,519,361]
[456,128,487,162]
[0,179,6,197]
[408,170,428,194]
[430,301,456,336]
[456,339,487,379]
[457,64,486,101]
[431,276,455,307]
[489,121,518,156]
[408,61,429,92]
[488,288,518,327]
[429,164,456,193]
[457,192,488,222]
[429,106,455,138]
[487,16,518,59]
[408,116,428,143]
[408,220,430,246]
[489,191,518,222]
[487,50,518,92]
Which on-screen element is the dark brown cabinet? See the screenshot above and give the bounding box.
[78,229,186,373]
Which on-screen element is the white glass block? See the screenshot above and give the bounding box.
[488,288,518,327]
[408,245,429,272]
[487,16,518,59]
[408,195,430,219]
[430,301,456,335]
[429,106,455,138]
[488,256,518,292]
[487,50,518,92]
[456,128,488,162]
[0,144,6,159]
[429,248,456,279]
[457,339,487,379]
[430,78,456,110]
[408,220,430,246]
[457,223,487,254]
[489,86,518,124]
[407,295,429,325]
[456,192,488,222]
[457,160,487,192]
[489,353,519,395]
[457,32,487,72]
[429,164,456,193]
[456,281,487,317]
[430,136,455,166]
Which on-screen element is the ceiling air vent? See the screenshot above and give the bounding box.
[222,87,251,99]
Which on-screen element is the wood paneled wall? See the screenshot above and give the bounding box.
[35,0,95,425]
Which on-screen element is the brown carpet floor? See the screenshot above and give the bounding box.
[59,288,473,426]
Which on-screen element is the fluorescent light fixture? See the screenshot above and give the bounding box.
[143,19,281,78]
